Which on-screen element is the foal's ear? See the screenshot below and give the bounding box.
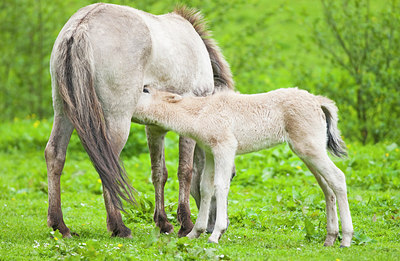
[163,94,182,103]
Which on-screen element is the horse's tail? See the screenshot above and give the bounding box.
[54,23,135,211]
[317,96,347,158]
[174,6,234,92]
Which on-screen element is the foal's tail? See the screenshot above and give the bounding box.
[317,96,348,158]
[54,24,135,211]
[174,6,234,91]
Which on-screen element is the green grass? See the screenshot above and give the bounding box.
[0,118,399,260]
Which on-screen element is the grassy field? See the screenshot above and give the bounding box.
[1,0,399,260]
[0,118,399,260]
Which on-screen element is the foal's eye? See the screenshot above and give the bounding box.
[143,87,149,94]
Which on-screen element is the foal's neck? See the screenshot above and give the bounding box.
[151,96,207,132]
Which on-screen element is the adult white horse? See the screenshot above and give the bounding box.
[45,3,233,238]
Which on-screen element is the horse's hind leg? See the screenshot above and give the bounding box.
[177,136,196,237]
[45,115,74,237]
[102,116,132,237]
[146,126,174,234]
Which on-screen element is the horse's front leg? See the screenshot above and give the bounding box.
[45,115,74,238]
[146,126,174,234]
[177,136,196,237]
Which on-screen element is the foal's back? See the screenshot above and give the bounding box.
[200,88,327,154]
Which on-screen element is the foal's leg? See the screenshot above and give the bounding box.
[306,155,353,247]
[208,148,235,243]
[177,137,196,237]
[191,144,216,233]
[146,126,173,234]
[187,153,215,239]
[45,115,74,238]
[102,116,132,238]
[305,164,339,246]
[293,141,353,247]
[191,145,236,234]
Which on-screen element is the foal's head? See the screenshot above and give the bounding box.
[140,86,183,107]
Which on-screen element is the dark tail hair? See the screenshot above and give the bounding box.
[174,6,234,91]
[54,23,135,211]
[317,96,347,157]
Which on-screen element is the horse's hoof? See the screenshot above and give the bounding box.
[111,226,132,238]
[178,225,193,237]
[61,233,72,239]
[160,223,174,235]
[70,232,80,237]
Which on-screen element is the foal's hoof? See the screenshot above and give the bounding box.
[187,231,199,239]
[207,235,219,244]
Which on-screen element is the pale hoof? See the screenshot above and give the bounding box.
[323,233,337,246]
[187,231,198,239]
[340,232,353,248]
[62,233,72,239]
[207,236,219,244]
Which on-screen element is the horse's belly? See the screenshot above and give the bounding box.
[144,52,213,96]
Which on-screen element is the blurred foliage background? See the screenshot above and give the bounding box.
[0,0,399,144]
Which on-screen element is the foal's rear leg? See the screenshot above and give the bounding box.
[293,142,353,247]
[45,115,74,237]
[306,164,339,246]
[102,116,133,237]
[146,126,174,234]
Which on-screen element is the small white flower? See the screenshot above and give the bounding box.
[33,240,40,249]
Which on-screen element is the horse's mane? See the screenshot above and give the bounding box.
[174,6,234,91]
